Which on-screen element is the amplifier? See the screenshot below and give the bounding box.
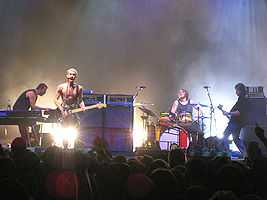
[80,92,134,152]
[106,94,133,106]
[83,93,105,105]
[246,98,267,125]
[246,86,265,98]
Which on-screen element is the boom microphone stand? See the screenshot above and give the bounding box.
[204,86,217,137]
[133,86,146,100]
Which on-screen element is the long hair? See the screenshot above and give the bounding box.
[235,83,246,97]
[179,89,189,100]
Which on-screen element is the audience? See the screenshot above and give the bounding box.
[0,124,267,200]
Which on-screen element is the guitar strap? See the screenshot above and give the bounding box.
[62,83,79,110]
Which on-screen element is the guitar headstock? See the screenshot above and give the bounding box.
[217,104,223,110]
[96,103,107,109]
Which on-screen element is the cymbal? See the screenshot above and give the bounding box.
[199,116,210,119]
[190,103,209,108]
[138,106,157,117]
[134,102,155,106]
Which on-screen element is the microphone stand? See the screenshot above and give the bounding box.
[204,87,217,137]
[133,86,148,146]
[133,87,144,100]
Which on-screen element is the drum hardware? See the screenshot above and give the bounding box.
[204,86,217,137]
[138,106,157,131]
[133,86,146,100]
[138,105,157,145]
[138,106,157,118]
[198,116,209,132]
[190,103,209,108]
[134,102,155,107]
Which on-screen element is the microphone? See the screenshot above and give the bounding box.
[137,86,146,89]
[203,86,210,89]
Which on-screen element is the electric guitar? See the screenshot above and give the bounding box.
[217,104,231,120]
[51,103,107,123]
[65,103,107,114]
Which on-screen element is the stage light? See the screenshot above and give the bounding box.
[133,120,147,150]
[133,108,148,150]
[50,126,78,149]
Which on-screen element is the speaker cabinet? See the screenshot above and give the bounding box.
[246,98,267,125]
[78,105,133,152]
[79,109,104,128]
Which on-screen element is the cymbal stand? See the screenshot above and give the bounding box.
[140,112,149,131]
[204,87,217,137]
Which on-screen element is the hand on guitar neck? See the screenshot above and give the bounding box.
[217,104,231,119]
[60,103,107,119]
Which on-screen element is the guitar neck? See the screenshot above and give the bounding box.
[218,108,231,119]
[71,105,100,114]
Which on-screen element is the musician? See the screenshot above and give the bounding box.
[54,67,85,127]
[13,83,48,146]
[170,89,203,148]
[221,83,248,156]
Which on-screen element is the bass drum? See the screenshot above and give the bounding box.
[159,127,189,150]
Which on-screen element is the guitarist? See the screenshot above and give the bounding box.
[54,68,85,127]
[221,83,248,156]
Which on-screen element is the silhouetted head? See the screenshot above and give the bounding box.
[36,83,48,96]
[235,83,246,97]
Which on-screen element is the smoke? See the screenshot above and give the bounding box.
[1,0,267,128]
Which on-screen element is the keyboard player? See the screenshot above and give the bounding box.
[13,83,49,146]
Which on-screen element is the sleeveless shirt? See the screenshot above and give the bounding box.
[13,89,37,110]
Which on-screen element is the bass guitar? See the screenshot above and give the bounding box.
[65,103,107,114]
[47,103,107,123]
[217,104,231,120]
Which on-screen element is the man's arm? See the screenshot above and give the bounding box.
[170,100,178,114]
[54,86,64,112]
[227,98,247,117]
[227,110,240,117]
[26,91,42,110]
[78,86,85,110]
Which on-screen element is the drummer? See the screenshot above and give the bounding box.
[170,88,203,148]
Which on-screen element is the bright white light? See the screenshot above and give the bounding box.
[40,123,78,149]
[133,108,147,150]
[191,92,234,139]
[133,121,147,150]
[51,126,78,149]
[190,86,240,152]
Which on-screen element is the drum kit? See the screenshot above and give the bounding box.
[135,102,210,150]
